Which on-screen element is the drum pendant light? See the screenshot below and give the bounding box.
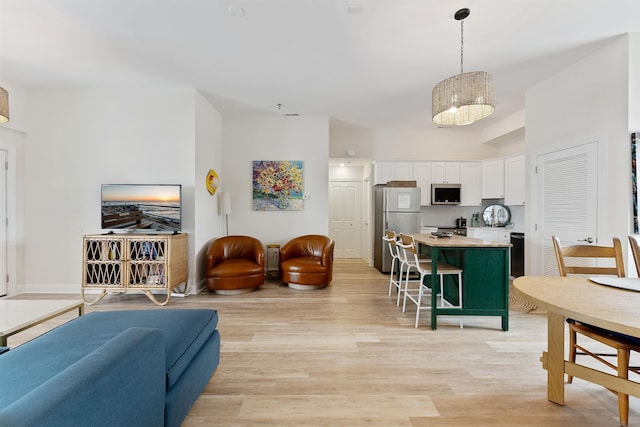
[432,8,495,126]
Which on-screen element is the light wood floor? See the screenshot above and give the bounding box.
[6,260,639,426]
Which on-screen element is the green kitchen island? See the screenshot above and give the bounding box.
[412,233,511,331]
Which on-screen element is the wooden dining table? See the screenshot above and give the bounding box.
[513,276,640,405]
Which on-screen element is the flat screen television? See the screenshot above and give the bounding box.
[101,184,182,233]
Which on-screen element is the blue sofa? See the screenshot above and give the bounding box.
[0,309,220,427]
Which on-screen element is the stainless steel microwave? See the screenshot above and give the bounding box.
[431,183,461,205]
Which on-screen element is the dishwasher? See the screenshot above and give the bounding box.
[510,232,525,277]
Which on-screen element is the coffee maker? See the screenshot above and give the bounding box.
[456,216,467,228]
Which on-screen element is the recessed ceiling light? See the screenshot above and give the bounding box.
[347,6,362,15]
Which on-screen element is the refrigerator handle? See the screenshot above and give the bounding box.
[385,191,389,213]
[384,191,389,231]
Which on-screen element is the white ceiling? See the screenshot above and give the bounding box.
[1,0,639,130]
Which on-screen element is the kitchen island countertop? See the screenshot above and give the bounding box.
[412,233,512,248]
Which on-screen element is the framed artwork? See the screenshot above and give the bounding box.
[252,160,304,211]
[632,133,638,233]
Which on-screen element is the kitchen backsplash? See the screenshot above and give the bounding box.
[420,201,524,229]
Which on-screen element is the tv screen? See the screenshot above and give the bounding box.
[101,184,182,233]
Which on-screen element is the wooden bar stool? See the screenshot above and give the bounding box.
[398,234,462,328]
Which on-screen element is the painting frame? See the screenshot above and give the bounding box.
[632,133,638,233]
[252,160,304,211]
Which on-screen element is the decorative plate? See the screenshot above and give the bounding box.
[206,169,220,195]
[482,204,511,227]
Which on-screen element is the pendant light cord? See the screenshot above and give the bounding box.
[460,20,464,74]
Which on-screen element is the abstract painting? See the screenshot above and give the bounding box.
[252,160,304,211]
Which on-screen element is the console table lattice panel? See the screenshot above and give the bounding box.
[82,233,188,306]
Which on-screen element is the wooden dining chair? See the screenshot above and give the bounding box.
[629,235,640,277]
[552,235,640,427]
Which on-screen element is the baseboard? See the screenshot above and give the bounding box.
[24,283,80,294]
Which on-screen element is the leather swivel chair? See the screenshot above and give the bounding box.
[206,236,264,295]
[279,235,334,290]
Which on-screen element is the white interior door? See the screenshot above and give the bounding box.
[329,180,362,259]
[0,149,6,296]
[534,141,599,275]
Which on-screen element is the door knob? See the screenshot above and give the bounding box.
[579,237,594,244]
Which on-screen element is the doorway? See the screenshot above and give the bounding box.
[533,139,600,275]
[329,180,363,258]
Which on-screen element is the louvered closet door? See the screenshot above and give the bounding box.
[535,141,599,276]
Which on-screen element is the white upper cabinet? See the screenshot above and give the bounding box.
[372,161,394,185]
[372,161,414,185]
[431,162,460,184]
[373,156,523,207]
[412,162,432,206]
[394,162,413,181]
[504,154,525,206]
[482,159,505,199]
[459,162,482,206]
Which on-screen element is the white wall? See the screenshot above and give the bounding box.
[330,126,501,161]
[22,88,209,292]
[222,116,330,247]
[0,75,29,133]
[630,33,640,132]
[194,91,224,291]
[0,85,329,294]
[483,129,525,158]
[525,34,635,273]
[328,164,364,180]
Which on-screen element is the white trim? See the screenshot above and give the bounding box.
[0,138,17,296]
[529,133,607,275]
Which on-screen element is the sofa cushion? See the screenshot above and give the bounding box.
[66,309,219,388]
[0,327,166,426]
[0,308,218,402]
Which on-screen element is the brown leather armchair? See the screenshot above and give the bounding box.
[206,236,264,294]
[279,235,334,289]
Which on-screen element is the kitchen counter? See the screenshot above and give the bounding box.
[413,234,511,248]
[467,225,525,233]
[411,233,511,331]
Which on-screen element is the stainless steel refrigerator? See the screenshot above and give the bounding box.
[373,185,421,273]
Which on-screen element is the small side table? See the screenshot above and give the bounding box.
[266,244,280,278]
